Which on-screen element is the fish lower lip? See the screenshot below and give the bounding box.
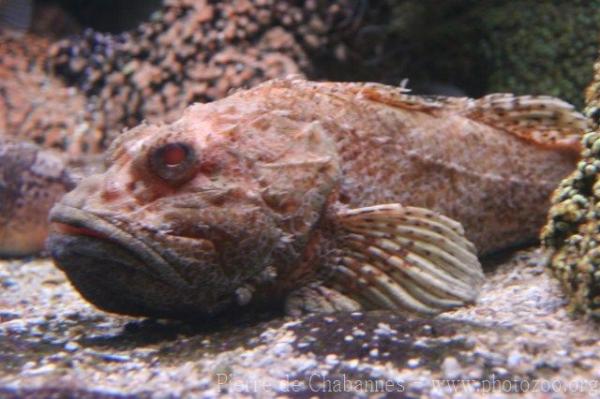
[48,204,191,289]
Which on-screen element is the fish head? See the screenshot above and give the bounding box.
[48,97,341,318]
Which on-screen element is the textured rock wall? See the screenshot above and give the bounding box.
[1,0,386,156]
[384,0,600,108]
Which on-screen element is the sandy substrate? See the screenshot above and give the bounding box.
[0,247,599,398]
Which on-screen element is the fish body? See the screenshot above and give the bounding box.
[48,78,586,319]
[0,0,31,37]
[0,138,73,256]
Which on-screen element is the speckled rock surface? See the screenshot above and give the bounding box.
[1,247,599,398]
[541,50,600,319]
[542,131,600,319]
[1,0,386,157]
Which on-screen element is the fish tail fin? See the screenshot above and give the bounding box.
[463,93,590,151]
[0,0,32,36]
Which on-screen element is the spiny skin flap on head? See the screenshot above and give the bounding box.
[329,204,484,315]
[462,93,590,149]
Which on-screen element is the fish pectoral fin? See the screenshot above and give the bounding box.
[328,203,484,315]
[464,93,590,149]
[284,283,362,317]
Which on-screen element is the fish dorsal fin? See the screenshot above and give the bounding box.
[353,86,588,149]
[353,83,445,112]
[328,204,484,315]
[462,93,590,149]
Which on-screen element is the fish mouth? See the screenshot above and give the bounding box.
[49,203,191,289]
[47,204,202,317]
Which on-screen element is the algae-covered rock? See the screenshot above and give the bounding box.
[542,53,600,318]
[542,130,600,318]
[476,0,600,108]
[384,0,600,108]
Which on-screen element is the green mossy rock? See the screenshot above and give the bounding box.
[542,131,600,318]
[383,0,600,108]
[541,18,600,317]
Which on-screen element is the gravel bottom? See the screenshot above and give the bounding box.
[1,247,599,398]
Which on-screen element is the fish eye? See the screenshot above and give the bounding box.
[149,142,197,184]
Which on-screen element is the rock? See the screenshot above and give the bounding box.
[2,0,387,157]
[384,0,600,108]
[441,357,462,380]
[542,49,600,319]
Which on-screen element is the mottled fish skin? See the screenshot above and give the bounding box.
[327,85,583,254]
[47,77,586,318]
[0,138,73,256]
[0,0,32,37]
